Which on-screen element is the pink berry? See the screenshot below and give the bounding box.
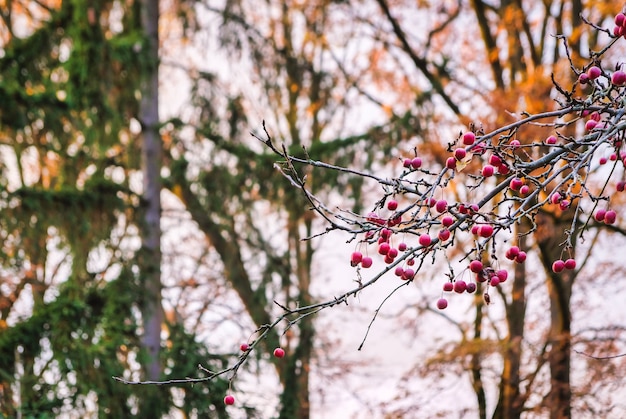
[515,251,527,263]
[402,268,415,280]
[550,192,561,205]
[509,177,523,191]
[398,242,407,251]
[361,257,373,268]
[419,234,432,247]
[546,135,557,145]
[614,25,623,37]
[490,276,500,287]
[350,251,363,266]
[496,269,508,283]
[407,258,415,266]
[454,148,467,160]
[564,258,577,270]
[394,266,405,277]
[273,347,286,358]
[604,210,617,225]
[594,209,606,222]
[387,200,398,211]
[387,248,399,259]
[488,155,502,166]
[587,66,601,80]
[438,229,451,241]
[469,260,483,273]
[435,199,448,213]
[411,157,423,169]
[559,200,570,211]
[240,343,250,352]
[509,139,521,148]
[381,228,392,239]
[479,224,494,238]
[224,395,235,405]
[617,181,626,192]
[590,112,601,122]
[520,185,530,195]
[599,157,608,165]
[442,216,454,227]
[463,132,476,145]
[428,198,437,207]
[466,282,477,293]
[610,153,617,161]
[616,12,626,27]
[578,72,590,84]
[403,158,412,168]
[552,260,565,273]
[443,282,454,292]
[454,280,467,293]
[471,225,480,235]
[446,157,457,169]
[378,242,391,255]
[498,164,510,175]
[437,298,448,310]
[506,246,520,260]
[384,255,395,264]
[482,165,495,177]
[612,70,626,86]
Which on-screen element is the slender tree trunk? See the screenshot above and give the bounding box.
[139,0,162,383]
[536,212,573,418]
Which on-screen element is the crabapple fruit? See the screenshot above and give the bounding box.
[454,280,467,293]
[419,234,432,247]
[361,257,373,268]
[552,260,565,273]
[387,200,398,211]
[463,132,476,145]
[443,282,454,292]
[469,260,483,273]
[564,258,577,270]
[438,229,451,241]
[482,165,495,177]
[273,348,286,358]
[224,395,235,405]
[437,298,448,310]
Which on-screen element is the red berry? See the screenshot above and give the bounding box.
[471,225,480,235]
[520,185,530,195]
[509,177,523,191]
[482,165,495,177]
[398,242,407,251]
[446,157,457,170]
[564,258,577,270]
[578,72,590,84]
[387,248,399,259]
[604,210,617,225]
[387,200,398,211]
[350,251,363,267]
[394,266,405,277]
[479,224,494,238]
[509,139,521,148]
[550,192,561,205]
[419,234,432,247]
[599,157,608,165]
[515,251,527,263]
[552,260,565,273]
[587,66,601,80]
[454,280,467,293]
[273,347,286,358]
[442,216,454,227]
[435,199,448,213]
[612,70,626,86]
[240,343,250,352]
[407,258,415,266]
[454,148,467,160]
[559,200,570,211]
[546,135,557,145]
[617,181,626,192]
[378,242,391,255]
[488,155,502,166]
[469,260,483,273]
[585,119,598,131]
[224,395,235,405]
[616,12,626,27]
[498,164,510,175]
[402,268,415,280]
[411,157,423,169]
[506,246,520,260]
[595,209,606,222]
[437,298,448,310]
[381,228,392,239]
[403,158,412,168]
[438,229,451,241]
[490,276,500,287]
[443,282,454,292]
[463,132,476,145]
[466,282,477,293]
[496,269,508,282]
[361,257,373,268]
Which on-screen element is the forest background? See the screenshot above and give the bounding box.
[1,0,626,418]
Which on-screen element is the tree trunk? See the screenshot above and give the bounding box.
[139,0,162,384]
[536,211,573,419]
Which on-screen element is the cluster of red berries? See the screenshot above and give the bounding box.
[613,12,626,40]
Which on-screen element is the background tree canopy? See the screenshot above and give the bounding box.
[1,0,626,418]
